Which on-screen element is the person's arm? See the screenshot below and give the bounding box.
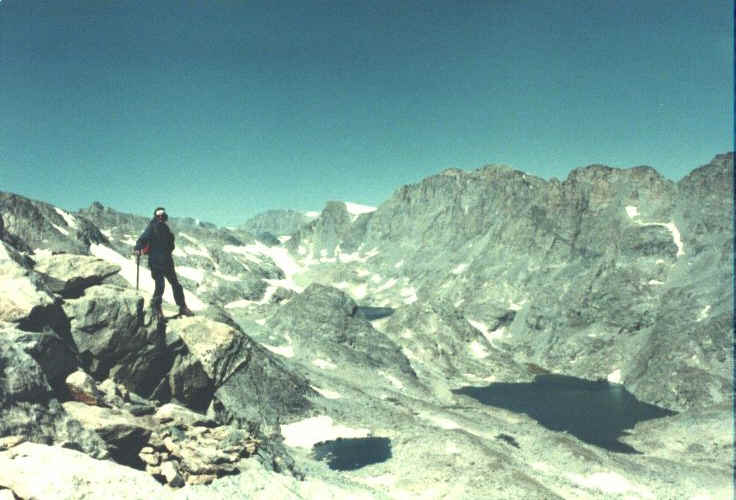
[134,223,153,252]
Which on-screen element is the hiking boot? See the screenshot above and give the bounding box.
[179,305,194,317]
[151,303,164,321]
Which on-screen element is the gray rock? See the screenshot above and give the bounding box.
[33,253,120,298]
[0,192,107,255]
[5,327,78,399]
[161,460,185,487]
[0,442,172,499]
[154,403,216,427]
[286,202,356,258]
[0,242,55,325]
[160,316,313,432]
[62,401,152,467]
[0,327,108,458]
[62,285,170,396]
[65,369,107,406]
[266,283,415,378]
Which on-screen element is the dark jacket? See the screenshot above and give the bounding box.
[135,219,176,272]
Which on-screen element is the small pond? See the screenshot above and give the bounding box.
[354,306,395,321]
[453,374,677,453]
[312,437,392,471]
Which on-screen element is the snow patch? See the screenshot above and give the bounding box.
[51,223,69,236]
[660,222,685,257]
[305,211,320,218]
[336,250,364,263]
[627,210,685,258]
[401,347,418,361]
[54,207,79,229]
[394,260,404,269]
[213,271,241,282]
[225,241,303,283]
[697,305,711,322]
[278,235,291,243]
[344,202,377,222]
[375,278,397,293]
[607,369,623,384]
[281,416,369,449]
[261,343,294,358]
[100,229,112,239]
[422,414,459,430]
[401,287,417,304]
[312,358,337,370]
[509,299,526,311]
[311,386,341,399]
[451,263,468,275]
[33,248,53,259]
[469,340,489,359]
[380,372,404,390]
[176,266,204,283]
[468,319,506,349]
[567,471,654,498]
[353,283,368,300]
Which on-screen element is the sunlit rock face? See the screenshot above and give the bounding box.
[288,154,734,412]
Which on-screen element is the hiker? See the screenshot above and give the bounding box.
[134,207,194,318]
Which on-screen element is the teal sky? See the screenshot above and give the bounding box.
[1,1,733,226]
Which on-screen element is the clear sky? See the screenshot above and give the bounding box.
[1,1,733,226]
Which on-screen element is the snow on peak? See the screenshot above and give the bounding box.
[344,202,376,221]
[54,207,79,229]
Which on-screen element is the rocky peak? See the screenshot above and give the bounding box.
[239,209,315,237]
[0,192,107,254]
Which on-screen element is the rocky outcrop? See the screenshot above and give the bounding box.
[0,242,56,326]
[33,253,120,298]
[286,202,365,257]
[0,192,106,254]
[0,442,171,499]
[0,325,108,459]
[63,401,153,467]
[266,283,416,378]
[62,285,169,396]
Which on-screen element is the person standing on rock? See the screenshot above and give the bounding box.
[134,207,194,319]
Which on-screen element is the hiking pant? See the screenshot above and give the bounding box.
[151,267,186,309]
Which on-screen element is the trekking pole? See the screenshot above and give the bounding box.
[136,251,140,290]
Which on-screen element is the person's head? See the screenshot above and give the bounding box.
[154,207,168,222]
